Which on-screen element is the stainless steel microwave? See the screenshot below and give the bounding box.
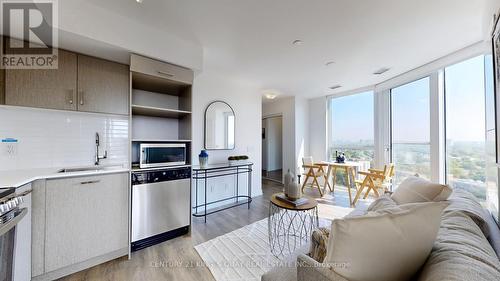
[139,143,187,168]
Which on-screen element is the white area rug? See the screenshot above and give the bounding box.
[195,205,353,281]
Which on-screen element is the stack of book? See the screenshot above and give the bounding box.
[276,193,308,207]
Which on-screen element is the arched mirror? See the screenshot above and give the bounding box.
[205,101,235,150]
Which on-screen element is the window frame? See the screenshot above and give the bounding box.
[389,76,433,184]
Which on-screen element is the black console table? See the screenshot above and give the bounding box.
[192,162,253,222]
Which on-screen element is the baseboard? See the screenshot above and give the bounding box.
[32,247,128,281]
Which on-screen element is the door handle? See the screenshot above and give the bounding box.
[67,90,75,105]
[79,91,84,105]
[157,71,174,78]
[80,180,101,185]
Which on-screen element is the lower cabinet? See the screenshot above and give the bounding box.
[32,172,129,278]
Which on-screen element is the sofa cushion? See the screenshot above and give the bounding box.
[324,201,448,281]
[391,176,452,204]
[417,211,500,281]
[367,194,397,211]
[445,189,492,238]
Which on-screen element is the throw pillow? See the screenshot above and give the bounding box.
[308,227,330,262]
[391,176,452,204]
[324,201,449,281]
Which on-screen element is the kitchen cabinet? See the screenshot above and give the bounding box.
[3,45,129,115]
[0,68,4,104]
[5,49,77,110]
[77,55,129,115]
[43,173,128,273]
[130,54,193,85]
[31,180,46,277]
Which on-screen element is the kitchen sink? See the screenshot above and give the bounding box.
[57,165,124,173]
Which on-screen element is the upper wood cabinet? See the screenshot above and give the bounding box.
[77,55,129,115]
[3,48,129,115]
[0,69,5,105]
[130,54,193,85]
[5,50,78,111]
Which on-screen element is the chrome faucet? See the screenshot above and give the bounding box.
[95,133,107,165]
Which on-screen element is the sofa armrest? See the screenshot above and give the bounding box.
[297,254,349,281]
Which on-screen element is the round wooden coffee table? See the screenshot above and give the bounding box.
[268,193,319,257]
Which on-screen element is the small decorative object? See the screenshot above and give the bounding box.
[284,177,302,201]
[228,155,249,165]
[199,150,209,168]
[335,151,346,163]
[284,169,294,188]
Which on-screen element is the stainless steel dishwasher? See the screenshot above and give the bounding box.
[131,167,191,251]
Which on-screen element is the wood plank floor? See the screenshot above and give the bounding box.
[59,179,372,281]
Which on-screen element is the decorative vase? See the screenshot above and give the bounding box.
[284,169,294,188]
[336,151,346,163]
[286,178,302,201]
[199,150,208,168]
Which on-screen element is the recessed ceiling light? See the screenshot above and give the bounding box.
[292,40,303,46]
[265,93,278,100]
[325,61,335,66]
[373,67,390,75]
[329,85,342,90]
[136,0,143,3]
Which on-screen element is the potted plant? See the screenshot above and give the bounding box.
[228,155,249,165]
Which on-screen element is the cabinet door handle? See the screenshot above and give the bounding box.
[80,180,100,185]
[157,71,174,78]
[66,90,74,105]
[79,91,84,105]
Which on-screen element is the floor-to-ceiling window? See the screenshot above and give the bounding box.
[328,91,374,164]
[391,77,431,185]
[444,56,487,202]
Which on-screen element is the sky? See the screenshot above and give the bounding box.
[330,55,489,145]
[330,91,374,144]
[445,55,486,142]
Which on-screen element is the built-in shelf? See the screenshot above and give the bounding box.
[131,104,191,118]
[131,139,192,142]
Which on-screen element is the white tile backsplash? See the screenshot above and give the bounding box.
[0,106,129,171]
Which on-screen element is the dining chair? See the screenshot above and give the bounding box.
[352,163,395,205]
[301,157,329,197]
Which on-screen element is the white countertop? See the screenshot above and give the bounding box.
[0,165,130,189]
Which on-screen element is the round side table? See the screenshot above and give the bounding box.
[268,193,319,257]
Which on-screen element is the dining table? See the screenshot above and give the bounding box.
[321,161,364,207]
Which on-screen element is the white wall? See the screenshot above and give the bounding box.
[57,1,203,69]
[192,70,262,208]
[0,106,129,171]
[308,97,327,162]
[294,97,310,173]
[263,97,295,176]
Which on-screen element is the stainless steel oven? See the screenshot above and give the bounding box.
[0,187,31,281]
[139,143,187,168]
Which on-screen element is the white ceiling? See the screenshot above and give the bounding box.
[84,0,487,99]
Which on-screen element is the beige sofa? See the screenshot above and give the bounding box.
[262,189,500,281]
